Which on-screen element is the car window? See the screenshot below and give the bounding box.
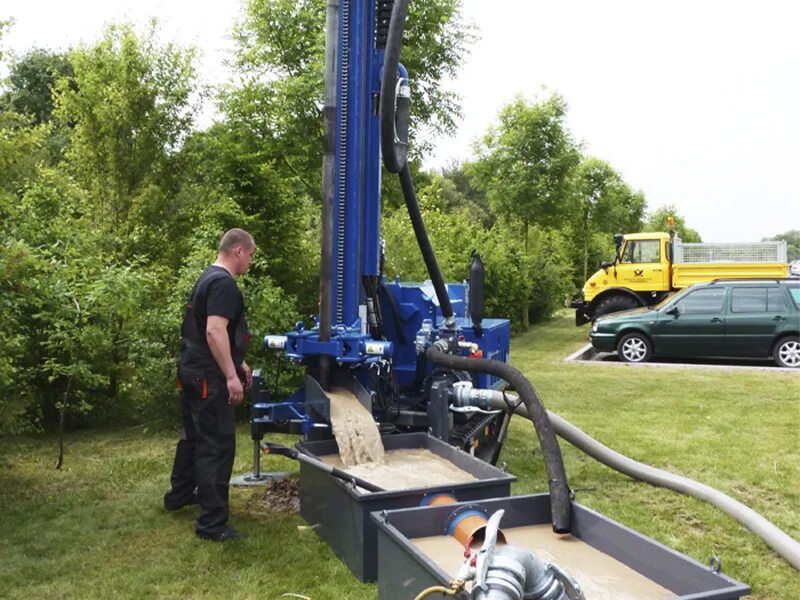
[731,287,767,312]
[677,288,726,314]
[768,288,789,311]
[621,239,660,264]
[789,286,800,308]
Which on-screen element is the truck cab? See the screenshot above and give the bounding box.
[572,231,789,325]
[572,232,672,324]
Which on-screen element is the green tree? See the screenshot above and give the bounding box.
[471,94,581,245]
[1,48,73,124]
[571,157,645,282]
[41,23,202,425]
[54,22,198,258]
[645,205,702,242]
[764,230,800,261]
[438,160,492,226]
[231,0,473,158]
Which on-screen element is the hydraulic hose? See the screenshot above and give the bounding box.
[380,0,454,323]
[476,392,800,572]
[400,165,455,323]
[380,0,411,173]
[427,345,571,533]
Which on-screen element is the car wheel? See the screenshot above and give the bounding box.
[617,332,652,363]
[594,295,640,319]
[773,336,800,368]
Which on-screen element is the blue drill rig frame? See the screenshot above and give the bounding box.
[247,0,512,466]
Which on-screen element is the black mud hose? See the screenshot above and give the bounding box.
[380,0,453,324]
[399,166,455,323]
[380,0,411,173]
[426,346,571,533]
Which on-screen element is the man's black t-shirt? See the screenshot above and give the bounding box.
[181,266,247,367]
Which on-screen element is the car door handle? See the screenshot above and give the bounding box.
[773,315,786,322]
[710,317,723,324]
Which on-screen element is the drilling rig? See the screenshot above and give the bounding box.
[228,1,787,597]
[248,0,515,466]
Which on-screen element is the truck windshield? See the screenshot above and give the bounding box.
[621,240,660,264]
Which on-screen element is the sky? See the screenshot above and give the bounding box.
[3,0,798,243]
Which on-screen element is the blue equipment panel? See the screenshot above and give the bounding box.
[380,278,510,390]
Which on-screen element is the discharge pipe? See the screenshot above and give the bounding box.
[427,343,572,533]
[452,384,800,572]
[260,442,384,493]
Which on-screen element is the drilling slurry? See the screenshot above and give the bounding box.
[412,524,673,599]
[326,387,385,467]
[322,448,477,492]
[325,387,477,490]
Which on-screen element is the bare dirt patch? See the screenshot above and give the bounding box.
[246,476,300,513]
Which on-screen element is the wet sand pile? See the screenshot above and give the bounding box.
[322,448,477,491]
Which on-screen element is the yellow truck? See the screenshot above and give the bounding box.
[571,232,789,325]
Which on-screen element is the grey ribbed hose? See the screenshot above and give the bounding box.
[482,392,800,571]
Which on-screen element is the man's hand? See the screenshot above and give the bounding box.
[227,376,244,406]
[240,361,253,390]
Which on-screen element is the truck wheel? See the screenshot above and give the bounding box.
[773,336,800,368]
[594,295,639,319]
[617,332,652,363]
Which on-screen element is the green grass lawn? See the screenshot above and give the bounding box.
[1,313,798,599]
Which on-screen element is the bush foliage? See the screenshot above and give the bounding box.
[2,3,748,432]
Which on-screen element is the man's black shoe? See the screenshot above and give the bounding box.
[196,526,247,542]
[163,492,198,512]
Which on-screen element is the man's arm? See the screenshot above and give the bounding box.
[206,315,244,406]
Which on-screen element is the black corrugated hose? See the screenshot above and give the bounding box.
[426,344,572,533]
[380,0,455,324]
[398,165,455,323]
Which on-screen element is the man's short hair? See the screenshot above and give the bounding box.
[218,228,255,254]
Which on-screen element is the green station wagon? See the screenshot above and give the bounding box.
[590,279,800,368]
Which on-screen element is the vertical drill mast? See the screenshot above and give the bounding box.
[330,0,384,329]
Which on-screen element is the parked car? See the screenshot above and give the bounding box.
[590,279,800,368]
[790,260,800,278]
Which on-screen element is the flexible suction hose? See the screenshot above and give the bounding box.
[399,165,455,322]
[380,0,411,173]
[427,346,571,533]
[478,393,800,571]
[547,410,800,571]
[380,0,455,323]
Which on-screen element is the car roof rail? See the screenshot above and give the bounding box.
[709,278,795,284]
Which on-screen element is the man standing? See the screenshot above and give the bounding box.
[164,228,256,541]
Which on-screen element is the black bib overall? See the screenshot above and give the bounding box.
[166,267,248,535]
